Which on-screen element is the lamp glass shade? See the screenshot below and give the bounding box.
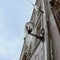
[25,22,35,34]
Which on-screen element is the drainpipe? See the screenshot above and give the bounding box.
[42,0,49,60]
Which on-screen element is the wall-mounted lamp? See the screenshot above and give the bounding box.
[25,22,45,42]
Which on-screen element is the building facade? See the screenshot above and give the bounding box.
[20,0,60,60]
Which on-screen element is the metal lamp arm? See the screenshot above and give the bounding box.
[30,33,43,39]
[29,33,44,42]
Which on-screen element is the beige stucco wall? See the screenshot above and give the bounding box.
[49,12,60,60]
[20,0,60,60]
[47,0,60,60]
[30,42,45,60]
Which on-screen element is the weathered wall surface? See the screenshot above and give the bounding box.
[49,12,60,60]
[46,0,60,60]
[30,42,45,60]
[20,0,60,60]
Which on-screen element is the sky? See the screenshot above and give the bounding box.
[0,0,36,60]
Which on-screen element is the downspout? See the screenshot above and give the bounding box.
[42,0,49,60]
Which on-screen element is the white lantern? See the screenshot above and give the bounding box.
[25,22,36,34]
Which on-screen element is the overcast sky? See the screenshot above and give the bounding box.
[0,0,36,60]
